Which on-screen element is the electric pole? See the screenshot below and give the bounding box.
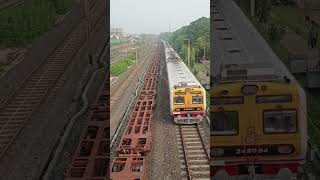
[169,24,171,45]
[250,0,255,18]
[188,41,190,67]
[83,0,93,65]
[203,47,206,62]
[185,39,190,68]
[136,48,138,64]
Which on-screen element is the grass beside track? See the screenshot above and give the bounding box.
[110,39,130,46]
[0,0,72,47]
[111,52,135,76]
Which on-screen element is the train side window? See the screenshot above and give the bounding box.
[211,111,238,135]
[174,96,184,104]
[192,96,203,104]
[263,110,297,134]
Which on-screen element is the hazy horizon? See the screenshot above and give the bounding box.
[111,0,209,35]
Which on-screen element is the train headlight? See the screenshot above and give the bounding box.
[197,108,202,110]
[175,108,180,112]
[278,145,293,154]
[241,85,258,95]
[211,148,224,157]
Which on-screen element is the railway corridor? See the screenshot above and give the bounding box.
[149,40,211,180]
[110,42,158,140]
[110,39,160,179]
[110,39,210,180]
[176,125,210,180]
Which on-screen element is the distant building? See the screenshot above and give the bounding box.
[111,28,125,39]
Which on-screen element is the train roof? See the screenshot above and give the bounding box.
[163,41,202,89]
[211,0,297,83]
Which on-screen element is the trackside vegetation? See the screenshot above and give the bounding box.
[159,17,210,70]
[0,0,72,47]
[111,52,136,76]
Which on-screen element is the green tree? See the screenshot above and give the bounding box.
[159,17,210,63]
[0,0,57,46]
[50,0,72,14]
[194,36,208,62]
[255,0,272,24]
[268,22,285,44]
[190,47,196,68]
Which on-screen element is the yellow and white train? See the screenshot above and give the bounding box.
[211,0,308,179]
[163,41,206,124]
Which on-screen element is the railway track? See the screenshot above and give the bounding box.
[176,124,210,180]
[111,56,122,64]
[110,40,160,179]
[110,44,156,108]
[0,0,105,160]
[110,43,158,146]
[64,74,109,180]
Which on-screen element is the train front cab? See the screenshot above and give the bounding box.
[210,82,307,179]
[172,86,206,124]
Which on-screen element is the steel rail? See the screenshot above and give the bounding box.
[0,0,104,159]
[196,124,210,160]
[179,125,192,180]
[110,45,157,148]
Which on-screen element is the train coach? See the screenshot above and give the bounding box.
[162,41,206,124]
[211,0,308,179]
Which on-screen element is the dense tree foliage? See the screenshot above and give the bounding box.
[51,0,72,14]
[237,0,285,44]
[159,17,209,68]
[0,0,72,47]
[255,0,272,23]
[237,0,271,23]
[268,22,285,44]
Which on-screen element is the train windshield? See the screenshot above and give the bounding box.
[263,110,297,133]
[174,96,185,104]
[192,96,203,104]
[211,111,238,135]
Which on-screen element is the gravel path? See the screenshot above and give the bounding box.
[149,43,181,180]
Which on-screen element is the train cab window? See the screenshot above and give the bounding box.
[174,96,185,104]
[263,110,297,133]
[211,111,238,135]
[192,96,203,104]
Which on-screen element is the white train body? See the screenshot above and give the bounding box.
[163,40,207,124]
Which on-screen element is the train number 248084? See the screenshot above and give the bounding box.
[235,148,269,154]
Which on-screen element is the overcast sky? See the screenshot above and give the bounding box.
[111,0,209,34]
